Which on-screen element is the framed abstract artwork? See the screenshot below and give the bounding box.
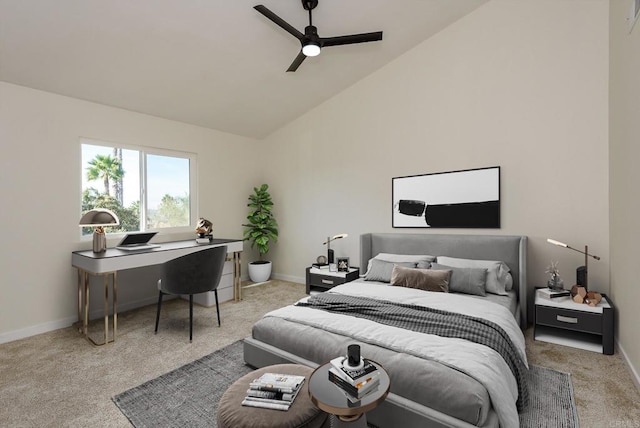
[392,166,500,228]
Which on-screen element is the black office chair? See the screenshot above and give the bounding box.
[154,246,227,342]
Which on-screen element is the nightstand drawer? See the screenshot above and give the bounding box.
[308,274,346,288]
[536,306,602,334]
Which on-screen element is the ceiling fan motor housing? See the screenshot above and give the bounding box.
[302,0,319,11]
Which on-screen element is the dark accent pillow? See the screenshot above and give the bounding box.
[431,263,487,296]
[364,259,415,283]
[390,265,450,292]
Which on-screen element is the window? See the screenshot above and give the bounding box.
[80,139,196,236]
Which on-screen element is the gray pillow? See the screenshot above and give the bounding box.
[431,263,487,296]
[436,256,510,296]
[390,265,450,292]
[364,259,415,283]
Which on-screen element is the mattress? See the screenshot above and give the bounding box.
[252,282,526,426]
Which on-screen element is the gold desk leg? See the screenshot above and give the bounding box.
[78,270,116,346]
[234,251,242,301]
[103,274,109,345]
[83,271,89,338]
[77,270,82,333]
[113,271,117,341]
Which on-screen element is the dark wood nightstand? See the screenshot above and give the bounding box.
[306,267,360,294]
[534,292,615,355]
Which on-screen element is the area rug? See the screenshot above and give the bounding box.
[113,340,578,428]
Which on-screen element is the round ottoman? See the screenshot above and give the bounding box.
[217,363,328,428]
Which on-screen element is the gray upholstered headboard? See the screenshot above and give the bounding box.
[360,233,528,328]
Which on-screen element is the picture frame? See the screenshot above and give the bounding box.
[392,166,500,228]
[630,0,640,33]
[337,257,350,272]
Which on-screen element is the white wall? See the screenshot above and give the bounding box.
[609,0,640,386]
[0,82,259,342]
[263,0,610,324]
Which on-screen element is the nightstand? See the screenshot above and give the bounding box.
[306,267,360,294]
[534,292,615,355]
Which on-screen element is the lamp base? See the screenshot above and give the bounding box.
[93,232,107,253]
[576,266,587,291]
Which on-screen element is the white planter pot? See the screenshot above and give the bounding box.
[248,261,272,283]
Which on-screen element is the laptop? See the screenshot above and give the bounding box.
[115,232,160,251]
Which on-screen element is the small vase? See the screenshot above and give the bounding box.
[547,278,564,291]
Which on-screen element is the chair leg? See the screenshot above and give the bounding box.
[214,289,221,327]
[155,291,164,334]
[189,294,193,342]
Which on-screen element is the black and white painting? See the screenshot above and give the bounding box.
[392,166,500,228]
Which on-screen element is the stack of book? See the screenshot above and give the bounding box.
[537,287,571,300]
[328,356,380,401]
[241,372,306,411]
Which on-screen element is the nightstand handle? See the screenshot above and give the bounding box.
[321,279,334,285]
[557,315,578,324]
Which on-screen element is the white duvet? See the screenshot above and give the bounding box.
[263,281,528,428]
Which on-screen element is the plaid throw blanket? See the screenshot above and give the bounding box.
[297,293,529,411]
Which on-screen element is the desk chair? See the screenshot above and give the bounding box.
[155,246,227,341]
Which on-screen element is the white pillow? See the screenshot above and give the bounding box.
[436,256,510,296]
[365,253,436,275]
[504,272,514,291]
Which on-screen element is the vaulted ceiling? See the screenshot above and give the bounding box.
[0,0,488,139]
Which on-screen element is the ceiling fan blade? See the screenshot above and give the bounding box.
[286,51,307,72]
[254,5,304,40]
[321,31,383,47]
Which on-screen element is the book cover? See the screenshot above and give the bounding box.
[537,288,571,299]
[328,370,380,398]
[249,373,305,394]
[245,389,295,402]
[241,399,290,411]
[329,357,378,384]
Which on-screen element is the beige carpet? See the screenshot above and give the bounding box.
[0,280,638,427]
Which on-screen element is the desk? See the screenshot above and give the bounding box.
[72,238,243,345]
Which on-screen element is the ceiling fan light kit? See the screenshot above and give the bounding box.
[254,0,383,72]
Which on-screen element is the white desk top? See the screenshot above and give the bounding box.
[72,238,242,273]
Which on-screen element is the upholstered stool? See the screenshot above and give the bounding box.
[217,363,328,428]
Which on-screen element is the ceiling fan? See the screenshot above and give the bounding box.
[254,0,383,72]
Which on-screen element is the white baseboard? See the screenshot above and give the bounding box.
[272,272,304,284]
[0,295,161,345]
[2,274,300,345]
[617,339,640,393]
[0,316,78,345]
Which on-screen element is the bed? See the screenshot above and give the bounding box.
[244,233,528,428]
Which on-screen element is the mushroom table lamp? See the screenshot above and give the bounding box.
[79,208,120,253]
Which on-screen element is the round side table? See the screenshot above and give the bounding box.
[308,360,390,428]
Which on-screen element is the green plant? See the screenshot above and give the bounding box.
[242,184,278,261]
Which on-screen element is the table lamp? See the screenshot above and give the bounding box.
[323,233,348,264]
[547,238,600,291]
[79,208,120,253]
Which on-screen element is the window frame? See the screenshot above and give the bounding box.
[80,138,198,238]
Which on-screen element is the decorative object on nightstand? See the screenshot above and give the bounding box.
[323,233,348,264]
[79,208,120,253]
[545,261,564,290]
[547,239,600,291]
[337,257,350,272]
